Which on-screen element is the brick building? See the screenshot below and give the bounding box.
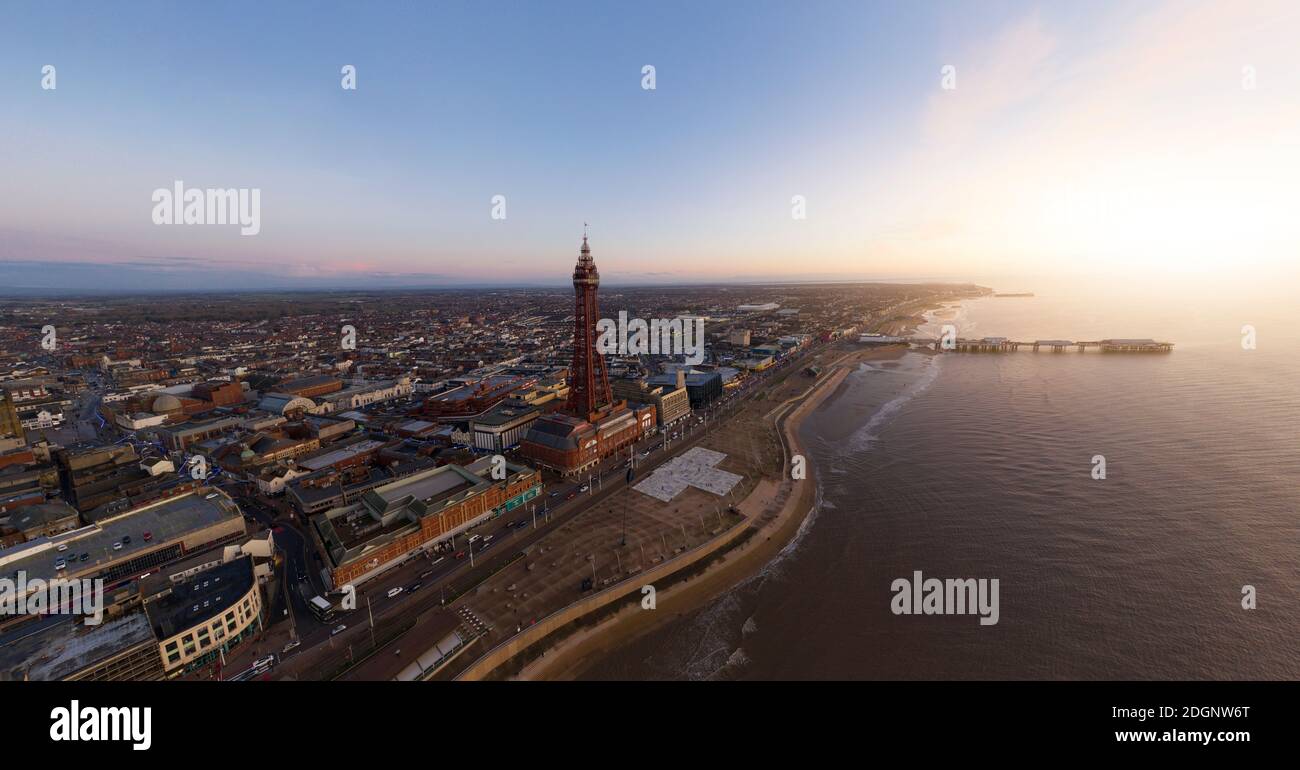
[311,460,541,587]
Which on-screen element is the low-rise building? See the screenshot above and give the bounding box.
[310,460,541,588]
[154,416,242,452]
[612,376,690,427]
[468,402,539,452]
[0,488,246,631]
[646,369,723,408]
[0,613,164,682]
[144,554,263,676]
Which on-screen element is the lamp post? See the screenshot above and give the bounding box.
[621,465,633,546]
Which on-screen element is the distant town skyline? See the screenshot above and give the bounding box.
[3,0,1298,292]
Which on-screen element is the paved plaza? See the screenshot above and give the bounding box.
[633,446,743,502]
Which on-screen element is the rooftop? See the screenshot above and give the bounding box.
[144,554,255,640]
[298,439,387,472]
[0,489,243,586]
[0,613,157,682]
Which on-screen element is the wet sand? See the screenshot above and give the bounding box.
[518,345,907,680]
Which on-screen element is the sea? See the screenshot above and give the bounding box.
[580,274,1300,680]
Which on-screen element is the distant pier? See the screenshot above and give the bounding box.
[905,336,1173,353]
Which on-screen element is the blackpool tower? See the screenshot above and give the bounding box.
[566,232,613,418]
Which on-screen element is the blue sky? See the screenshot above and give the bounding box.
[2,1,1296,291]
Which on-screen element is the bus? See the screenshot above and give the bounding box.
[308,595,336,622]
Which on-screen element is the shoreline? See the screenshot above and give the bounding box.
[518,344,908,680]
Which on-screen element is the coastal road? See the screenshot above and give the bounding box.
[272,339,841,679]
[224,337,836,679]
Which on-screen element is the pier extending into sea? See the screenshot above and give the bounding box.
[903,336,1174,353]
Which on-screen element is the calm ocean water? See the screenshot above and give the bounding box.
[582,278,1300,680]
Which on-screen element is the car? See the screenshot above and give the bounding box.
[79,553,89,562]
[54,559,67,570]
[121,535,131,544]
[454,550,467,559]
[565,491,577,500]
[331,624,347,636]
[578,484,589,493]
[297,571,307,582]
[112,542,123,551]
[408,582,423,593]
[282,640,301,654]
[387,587,403,598]
[143,531,152,542]
[482,535,494,544]
[57,544,69,552]
[514,519,529,529]
[253,655,276,670]
[548,491,560,498]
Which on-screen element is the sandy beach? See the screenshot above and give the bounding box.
[517,344,908,680]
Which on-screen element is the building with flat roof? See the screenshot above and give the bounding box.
[192,380,245,407]
[154,416,242,452]
[144,554,262,676]
[3,500,80,542]
[421,375,531,420]
[316,378,412,412]
[0,488,245,630]
[57,444,163,512]
[0,613,163,682]
[646,369,723,408]
[613,376,690,428]
[277,374,343,398]
[468,401,539,452]
[286,456,437,516]
[296,438,388,473]
[310,460,541,587]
